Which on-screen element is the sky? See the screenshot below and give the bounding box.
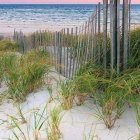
[0,0,139,4]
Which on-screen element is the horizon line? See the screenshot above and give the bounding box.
[0,3,140,4]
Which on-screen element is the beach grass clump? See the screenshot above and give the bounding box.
[46,106,63,140]
[134,102,140,139]
[131,92,140,139]
[75,62,130,129]
[122,68,140,138]
[75,62,106,94]
[76,61,140,129]
[128,28,140,68]
[59,80,76,110]
[0,40,19,52]
[95,81,126,129]
[0,52,18,87]
[95,65,140,129]
[5,49,51,102]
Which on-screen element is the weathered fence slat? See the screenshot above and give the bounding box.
[103,0,108,70]
[123,0,129,69]
[72,27,78,78]
[110,0,114,69]
[94,8,97,63]
[66,28,69,78]
[69,28,73,78]
[98,2,101,64]
[117,0,120,74]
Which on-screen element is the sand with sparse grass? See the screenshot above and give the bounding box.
[0,69,139,140]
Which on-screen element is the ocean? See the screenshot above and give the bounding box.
[0,4,140,34]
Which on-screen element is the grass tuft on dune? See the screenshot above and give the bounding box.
[0,40,19,52]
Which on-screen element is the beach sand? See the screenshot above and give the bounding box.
[0,69,139,140]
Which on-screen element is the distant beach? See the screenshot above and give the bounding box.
[0,4,140,36]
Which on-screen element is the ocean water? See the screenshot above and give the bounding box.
[0,4,140,34]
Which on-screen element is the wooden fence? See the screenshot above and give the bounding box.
[14,0,135,78]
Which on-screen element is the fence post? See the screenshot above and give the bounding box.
[23,35,26,53]
[59,32,62,74]
[85,20,90,63]
[91,14,95,62]
[76,25,83,74]
[56,32,59,72]
[69,28,73,78]
[63,29,66,77]
[98,2,101,64]
[94,8,97,63]
[123,0,129,69]
[83,22,87,64]
[117,0,120,74]
[110,0,114,69]
[75,26,81,75]
[54,31,57,69]
[13,28,16,41]
[103,0,108,70]
[128,0,131,57]
[66,28,69,78]
[72,27,78,78]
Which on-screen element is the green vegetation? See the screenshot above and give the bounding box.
[47,106,63,140]
[0,39,19,88]
[128,28,140,68]
[1,104,63,140]
[0,40,19,52]
[33,28,140,130]
[0,37,51,103]
[0,52,18,87]
[73,57,140,129]
[59,80,77,110]
[5,50,51,102]
[0,27,139,139]
[135,102,140,139]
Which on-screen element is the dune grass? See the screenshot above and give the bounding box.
[0,27,139,138]
[2,103,63,140]
[59,80,77,110]
[4,49,51,102]
[46,106,63,140]
[134,102,140,139]
[128,28,140,68]
[73,54,140,129]
[0,40,19,52]
[0,52,18,88]
[0,39,19,87]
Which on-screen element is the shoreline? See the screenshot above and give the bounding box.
[0,23,140,38]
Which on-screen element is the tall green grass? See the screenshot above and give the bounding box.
[0,52,18,87]
[128,28,140,68]
[5,49,51,102]
[59,80,77,110]
[74,60,140,129]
